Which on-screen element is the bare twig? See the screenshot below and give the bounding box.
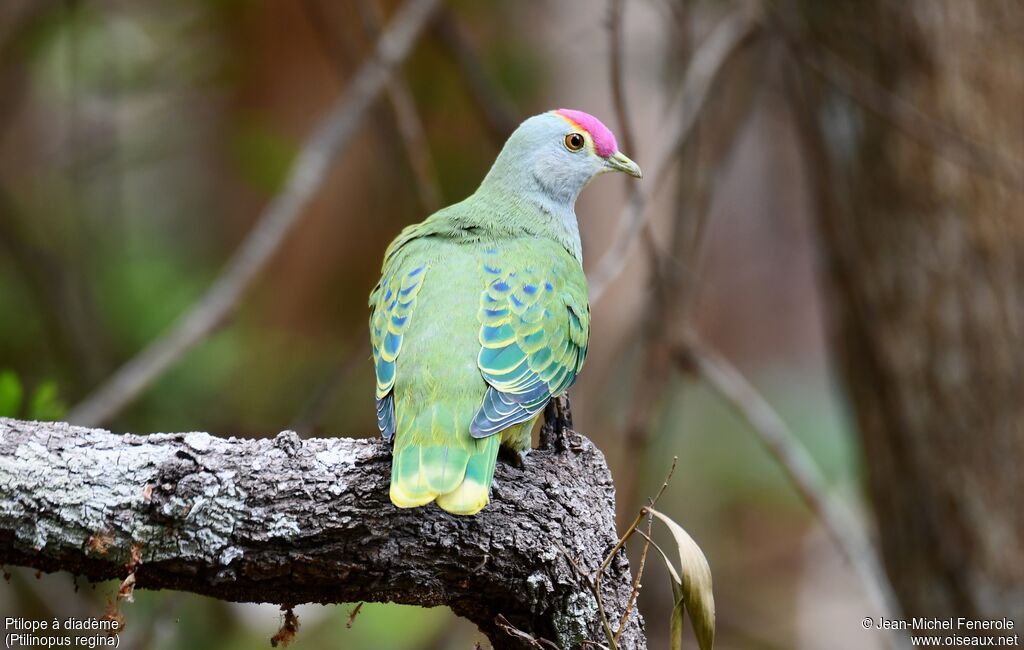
[593,458,677,648]
[0,191,106,390]
[432,7,519,143]
[381,71,443,211]
[300,0,360,66]
[346,602,364,628]
[607,0,637,160]
[677,336,907,645]
[288,340,370,436]
[647,455,678,508]
[607,0,665,290]
[359,0,443,212]
[606,4,756,516]
[67,0,444,427]
[588,4,761,303]
[614,155,714,517]
[552,458,676,650]
[0,1,57,148]
[494,614,560,650]
[299,0,440,212]
[614,513,652,643]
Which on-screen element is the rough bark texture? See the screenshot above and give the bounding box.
[796,0,1024,626]
[0,412,645,649]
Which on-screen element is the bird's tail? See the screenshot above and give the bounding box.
[389,412,500,515]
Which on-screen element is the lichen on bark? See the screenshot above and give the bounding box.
[0,416,644,649]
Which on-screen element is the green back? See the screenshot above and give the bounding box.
[369,199,590,515]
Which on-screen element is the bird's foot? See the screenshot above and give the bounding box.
[499,445,529,469]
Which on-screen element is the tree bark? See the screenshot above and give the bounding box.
[0,414,645,649]
[794,0,1024,626]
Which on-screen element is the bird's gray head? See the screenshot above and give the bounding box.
[481,109,641,208]
[473,109,641,262]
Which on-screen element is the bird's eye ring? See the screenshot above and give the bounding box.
[564,132,585,152]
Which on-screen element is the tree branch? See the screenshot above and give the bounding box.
[432,7,519,143]
[606,0,665,293]
[0,416,644,649]
[588,3,762,303]
[66,0,443,428]
[358,0,444,212]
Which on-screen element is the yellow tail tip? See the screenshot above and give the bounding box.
[389,483,437,509]
[434,477,490,515]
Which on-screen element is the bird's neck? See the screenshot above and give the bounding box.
[473,161,584,264]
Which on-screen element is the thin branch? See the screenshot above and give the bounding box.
[300,0,439,211]
[607,0,665,292]
[432,7,519,143]
[593,458,677,648]
[603,3,757,516]
[607,0,637,159]
[66,0,444,427]
[304,0,443,212]
[346,602,364,629]
[588,4,762,303]
[494,615,560,650]
[300,0,360,66]
[0,191,106,389]
[288,339,370,436]
[647,455,678,508]
[677,336,909,647]
[358,0,443,212]
[614,136,716,516]
[614,513,652,643]
[0,1,58,148]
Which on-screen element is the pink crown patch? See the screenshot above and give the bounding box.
[555,108,618,157]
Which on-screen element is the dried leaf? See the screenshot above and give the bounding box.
[117,573,136,603]
[346,602,363,628]
[670,589,685,650]
[86,532,115,556]
[639,529,682,586]
[649,508,715,650]
[100,598,125,635]
[271,606,299,647]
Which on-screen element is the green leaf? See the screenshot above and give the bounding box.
[28,380,66,421]
[649,508,716,650]
[0,370,23,417]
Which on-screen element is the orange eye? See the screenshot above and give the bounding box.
[564,132,585,151]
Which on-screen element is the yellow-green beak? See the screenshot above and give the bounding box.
[606,151,642,178]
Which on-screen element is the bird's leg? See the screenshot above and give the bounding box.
[498,444,528,469]
[498,421,533,468]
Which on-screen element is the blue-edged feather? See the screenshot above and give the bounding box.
[377,394,396,441]
[471,266,590,439]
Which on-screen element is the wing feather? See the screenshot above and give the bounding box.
[470,257,589,439]
[369,262,428,440]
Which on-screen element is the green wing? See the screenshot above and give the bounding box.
[369,215,460,438]
[470,253,590,438]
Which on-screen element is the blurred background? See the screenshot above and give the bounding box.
[1,0,1020,648]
